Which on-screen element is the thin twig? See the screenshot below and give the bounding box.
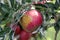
[54,31,59,40]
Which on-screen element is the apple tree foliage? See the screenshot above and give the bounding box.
[0,0,60,40]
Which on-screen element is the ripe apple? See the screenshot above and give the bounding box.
[11,24,21,35]
[20,9,43,32]
[19,30,31,40]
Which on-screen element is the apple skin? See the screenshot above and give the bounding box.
[20,9,43,32]
[11,24,21,35]
[19,30,32,40]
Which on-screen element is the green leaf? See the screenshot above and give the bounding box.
[0,3,10,13]
[26,0,31,3]
[45,3,55,9]
[56,0,60,5]
[8,0,21,11]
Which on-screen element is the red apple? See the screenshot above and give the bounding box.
[19,30,31,40]
[11,24,21,35]
[20,9,43,32]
